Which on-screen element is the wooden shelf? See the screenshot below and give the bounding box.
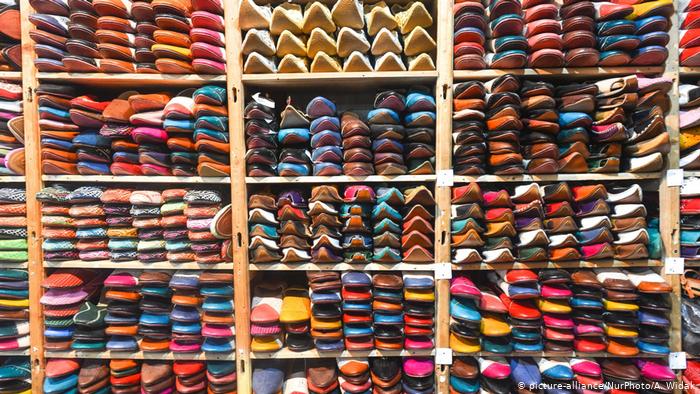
[681,67,700,76]
[44,260,232,270]
[42,175,231,184]
[685,171,700,178]
[455,67,665,80]
[0,176,26,183]
[37,73,226,87]
[453,173,662,183]
[0,72,21,81]
[45,350,235,361]
[250,349,434,359]
[453,259,662,270]
[454,351,666,358]
[246,175,436,184]
[0,262,27,269]
[242,71,438,87]
[250,262,435,271]
[0,350,29,356]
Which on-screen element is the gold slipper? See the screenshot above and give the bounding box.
[310,52,342,72]
[391,2,433,34]
[403,26,436,56]
[371,27,402,55]
[270,3,303,35]
[276,30,307,57]
[331,0,364,29]
[302,2,336,34]
[364,1,397,36]
[408,53,435,71]
[241,28,276,56]
[243,52,277,74]
[375,52,406,71]
[336,27,370,57]
[239,0,272,30]
[278,54,309,73]
[343,51,373,72]
[307,27,337,57]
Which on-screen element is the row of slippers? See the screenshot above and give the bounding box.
[680,0,700,66]
[454,0,673,69]
[680,83,700,170]
[449,268,672,356]
[681,178,700,261]
[29,0,227,74]
[239,0,437,73]
[452,74,671,175]
[245,89,436,177]
[451,182,660,264]
[37,84,230,177]
[0,82,23,175]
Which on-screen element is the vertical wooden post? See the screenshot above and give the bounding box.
[434,0,454,389]
[18,0,43,389]
[224,0,253,391]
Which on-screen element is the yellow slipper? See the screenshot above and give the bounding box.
[336,26,370,57]
[302,2,336,34]
[603,299,639,312]
[364,1,397,36]
[331,0,364,29]
[310,52,342,72]
[605,325,638,338]
[277,54,308,73]
[392,2,433,34]
[681,127,700,151]
[270,3,303,35]
[243,52,277,73]
[450,332,481,353]
[276,30,307,57]
[625,0,673,20]
[404,287,435,302]
[371,27,402,55]
[480,313,511,336]
[408,53,436,70]
[375,52,406,71]
[241,28,276,56]
[279,287,311,324]
[343,51,373,71]
[307,27,337,57]
[311,315,342,330]
[239,0,271,30]
[403,26,436,56]
[251,334,283,352]
[538,299,572,314]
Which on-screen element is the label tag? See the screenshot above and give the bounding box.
[669,352,687,369]
[667,169,684,187]
[437,170,454,187]
[435,263,452,279]
[435,348,452,365]
[664,257,685,275]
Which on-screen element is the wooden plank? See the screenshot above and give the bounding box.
[0,72,21,81]
[454,67,665,80]
[453,173,663,183]
[250,349,435,359]
[452,259,663,270]
[19,0,44,389]
[245,175,437,184]
[0,176,26,183]
[225,0,252,391]
[45,351,235,361]
[249,262,436,271]
[242,71,438,87]
[37,73,226,87]
[43,260,233,270]
[42,175,231,184]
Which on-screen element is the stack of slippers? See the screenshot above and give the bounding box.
[680,83,700,170]
[0,0,19,71]
[47,359,110,394]
[341,272,373,350]
[250,279,286,352]
[0,82,23,175]
[309,185,342,264]
[40,269,106,350]
[199,271,236,353]
[104,270,141,352]
[244,92,278,177]
[485,0,527,69]
[449,268,672,355]
[452,81,488,174]
[0,358,30,393]
[0,188,27,265]
[71,300,107,351]
[452,0,487,70]
[239,0,436,73]
[193,85,230,176]
[308,271,343,351]
[184,189,227,263]
[682,1,700,66]
[402,274,436,351]
[279,281,313,352]
[247,192,281,263]
[0,269,28,352]
[307,96,342,175]
[484,76,524,174]
[278,100,312,176]
[139,270,174,353]
[169,270,204,353]
[451,182,661,265]
[110,359,141,392]
[682,177,700,261]
[29,0,225,74]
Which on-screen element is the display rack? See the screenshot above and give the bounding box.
[4,0,686,390]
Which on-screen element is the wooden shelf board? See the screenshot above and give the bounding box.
[250,349,434,359]
[37,73,226,87]
[681,67,700,76]
[0,72,21,81]
[242,71,438,87]
[250,262,435,271]
[455,67,665,80]
[45,350,235,360]
[0,350,29,356]
[42,175,231,184]
[454,351,665,358]
[454,173,662,183]
[0,176,26,183]
[682,259,700,267]
[0,262,27,268]
[246,175,436,184]
[44,260,232,270]
[685,171,700,177]
[453,259,662,270]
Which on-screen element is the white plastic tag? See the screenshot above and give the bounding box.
[435,348,452,365]
[667,169,684,187]
[435,263,452,279]
[669,352,687,369]
[252,92,275,109]
[437,170,454,187]
[664,257,685,275]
